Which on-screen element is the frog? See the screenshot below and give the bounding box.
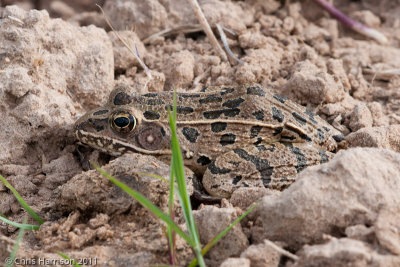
[74,84,344,198]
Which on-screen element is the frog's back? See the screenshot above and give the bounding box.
[109,84,343,152]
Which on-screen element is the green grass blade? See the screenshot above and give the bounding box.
[167,157,176,265]
[168,109,196,237]
[0,174,44,224]
[0,215,39,230]
[167,91,205,267]
[57,252,82,267]
[7,217,27,267]
[187,202,259,267]
[93,163,195,247]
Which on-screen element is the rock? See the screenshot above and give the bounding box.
[318,18,339,40]
[230,187,276,210]
[294,237,400,267]
[281,60,347,105]
[345,225,375,244]
[350,10,381,28]
[42,153,82,189]
[164,50,195,90]
[199,0,254,33]
[39,0,101,16]
[220,257,250,267]
[375,206,400,255]
[194,205,248,263]
[109,31,146,70]
[103,0,253,39]
[58,153,194,215]
[367,102,389,127]
[240,241,281,267]
[346,125,400,152]
[257,148,400,250]
[239,31,274,49]
[103,0,168,39]
[88,213,110,229]
[245,0,281,14]
[235,43,283,84]
[108,252,157,267]
[326,59,351,92]
[349,104,373,131]
[0,5,113,165]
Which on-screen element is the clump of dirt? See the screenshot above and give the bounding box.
[1,0,400,266]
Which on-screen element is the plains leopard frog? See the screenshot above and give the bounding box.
[74,84,344,198]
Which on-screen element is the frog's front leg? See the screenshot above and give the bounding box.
[202,142,333,198]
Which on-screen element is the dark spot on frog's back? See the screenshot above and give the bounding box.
[305,109,318,124]
[211,122,227,133]
[272,107,284,123]
[250,126,262,138]
[273,94,288,103]
[208,161,231,174]
[253,137,262,146]
[199,95,222,104]
[143,93,158,97]
[203,108,240,119]
[247,86,265,96]
[299,133,312,142]
[220,133,236,146]
[220,87,235,95]
[317,128,324,141]
[143,110,160,120]
[285,143,307,173]
[323,126,330,132]
[232,175,242,185]
[319,150,329,163]
[273,127,283,136]
[233,148,273,187]
[197,155,212,166]
[164,105,194,115]
[113,92,131,105]
[222,98,245,109]
[93,109,109,116]
[182,127,200,143]
[146,98,165,106]
[180,93,201,98]
[224,108,240,117]
[252,110,264,121]
[292,112,307,125]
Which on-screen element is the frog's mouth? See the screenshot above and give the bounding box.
[75,129,172,156]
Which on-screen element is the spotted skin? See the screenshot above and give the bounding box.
[75,84,342,198]
[203,142,333,198]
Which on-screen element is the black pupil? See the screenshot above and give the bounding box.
[114,117,130,128]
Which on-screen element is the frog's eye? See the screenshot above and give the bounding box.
[111,111,136,133]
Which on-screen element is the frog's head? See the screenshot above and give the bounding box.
[74,88,171,156]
